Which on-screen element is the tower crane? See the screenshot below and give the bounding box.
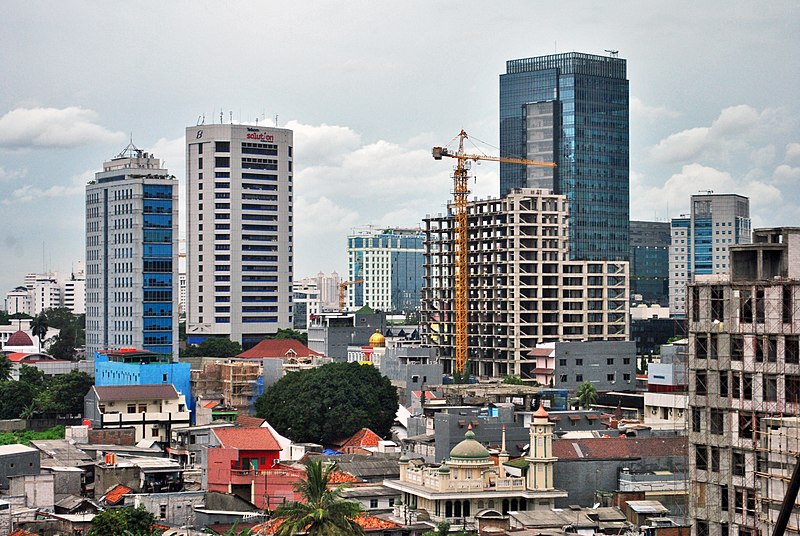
[432,130,556,378]
[339,279,364,312]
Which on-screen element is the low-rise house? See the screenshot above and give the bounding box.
[84,384,191,444]
[206,427,296,509]
[507,506,631,534]
[0,445,40,491]
[341,485,401,514]
[95,455,184,497]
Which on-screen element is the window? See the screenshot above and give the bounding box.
[575,374,583,382]
[739,412,755,441]
[606,358,614,365]
[787,336,800,364]
[721,484,729,511]
[369,499,378,509]
[711,286,724,321]
[559,359,567,366]
[160,504,167,519]
[692,408,701,433]
[138,404,147,413]
[696,334,708,359]
[710,409,724,435]
[731,335,744,361]
[623,373,631,381]
[732,451,745,476]
[764,376,778,401]
[575,359,583,366]
[607,373,615,382]
[711,446,720,472]
[696,371,707,395]
[127,404,136,414]
[695,445,708,470]
[743,374,753,400]
[719,372,728,397]
[623,358,630,365]
[696,520,709,536]
[559,374,567,383]
[787,375,800,404]
[740,289,753,323]
[152,428,159,438]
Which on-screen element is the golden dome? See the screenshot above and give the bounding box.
[369,329,386,347]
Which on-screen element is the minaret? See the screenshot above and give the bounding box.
[499,424,509,478]
[526,402,557,491]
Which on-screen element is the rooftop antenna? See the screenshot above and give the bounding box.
[275,114,278,127]
[604,49,619,58]
[229,111,233,124]
[219,110,223,124]
[196,115,202,126]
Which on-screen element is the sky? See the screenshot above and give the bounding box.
[1,1,799,299]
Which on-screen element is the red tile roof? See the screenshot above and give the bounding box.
[213,427,281,451]
[553,436,687,460]
[6,330,33,347]
[327,470,361,484]
[102,484,132,505]
[10,530,39,536]
[338,428,382,449]
[529,348,554,357]
[94,384,179,401]
[237,339,320,359]
[252,514,400,534]
[236,414,266,428]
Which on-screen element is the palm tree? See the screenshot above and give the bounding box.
[575,381,598,410]
[30,313,49,350]
[272,460,365,536]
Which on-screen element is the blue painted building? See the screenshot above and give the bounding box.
[94,349,193,420]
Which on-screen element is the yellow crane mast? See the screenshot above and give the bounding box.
[432,129,556,377]
[339,279,365,312]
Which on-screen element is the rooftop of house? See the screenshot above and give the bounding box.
[93,384,180,402]
[213,427,281,452]
[337,427,383,449]
[236,339,320,359]
[553,436,686,460]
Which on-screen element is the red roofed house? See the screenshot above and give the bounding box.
[529,346,555,386]
[207,427,301,509]
[236,339,320,360]
[336,428,382,454]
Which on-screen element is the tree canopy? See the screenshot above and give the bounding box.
[88,505,161,536]
[267,328,308,346]
[255,362,398,445]
[183,337,242,358]
[0,366,92,419]
[575,381,599,410]
[42,307,85,360]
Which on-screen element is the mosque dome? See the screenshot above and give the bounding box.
[449,427,490,460]
[369,330,386,348]
[7,331,34,347]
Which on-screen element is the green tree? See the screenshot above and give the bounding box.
[575,381,599,410]
[184,337,242,358]
[34,370,93,416]
[0,355,12,381]
[422,522,451,536]
[88,505,161,536]
[0,379,39,419]
[255,362,398,445]
[268,328,308,346]
[30,313,49,349]
[48,324,78,360]
[272,460,365,536]
[502,374,523,385]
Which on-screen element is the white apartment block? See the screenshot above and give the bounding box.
[422,188,629,378]
[5,265,86,316]
[86,145,179,359]
[185,124,293,348]
[670,194,751,316]
[314,271,340,311]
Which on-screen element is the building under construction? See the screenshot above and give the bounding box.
[422,188,629,378]
[688,227,800,536]
[190,360,264,415]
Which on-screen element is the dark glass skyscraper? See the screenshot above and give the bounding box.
[500,52,630,261]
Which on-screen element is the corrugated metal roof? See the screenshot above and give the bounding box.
[94,384,179,401]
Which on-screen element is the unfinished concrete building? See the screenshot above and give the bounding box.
[190,360,263,415]
[422,188,628,378]
[688,228,800,536]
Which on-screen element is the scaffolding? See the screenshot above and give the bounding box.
[688,228,800,536]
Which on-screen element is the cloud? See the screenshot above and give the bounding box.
[648,105,790,165]
[773,164,800,184]
[630,96,679,121]
[0,166,25,182]
[786,142,800,162]
[4,169,92,205]
[284,120,361,166]
[0,106,126,148]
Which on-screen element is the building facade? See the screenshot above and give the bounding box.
[86,145,179,358]
[630,220,671,306]
[500,52,629,261]
[670,193,751,316]
[422,189,628,378]
[185,124,294,349]
[347,227,425,313]
[688,228,800,536]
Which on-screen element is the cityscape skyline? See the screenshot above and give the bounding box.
[1,2,799,298]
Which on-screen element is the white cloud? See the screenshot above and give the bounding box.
[773,164,800,184]
[630,96,679,121]
[284,120,361,166]
[786,142,800,162]
[4,169,92,205]
[0,166,25,182]
[648,105,789,165]
[0,107,126,148]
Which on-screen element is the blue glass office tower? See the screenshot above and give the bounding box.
[86,144,179,359]
[630,221,671,306]
[347,228,425,313]
[500,52,629,261]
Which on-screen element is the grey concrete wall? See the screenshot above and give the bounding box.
[0,450,40,490]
